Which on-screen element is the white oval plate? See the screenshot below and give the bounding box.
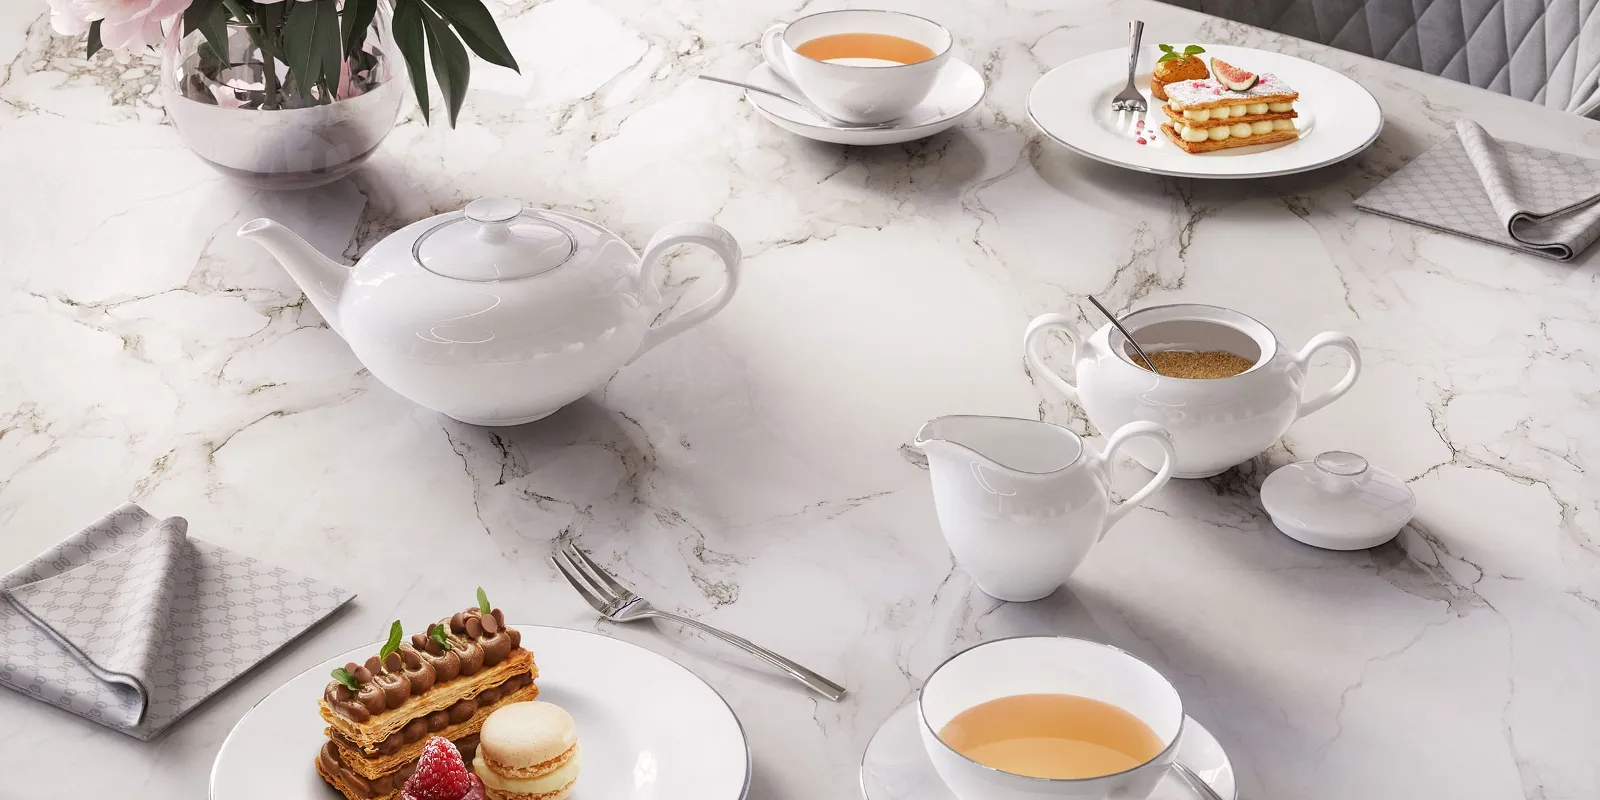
[1029,44,1381,178]
[861,703,1236,800]
[211,625,750,800]
[746,59,985,146]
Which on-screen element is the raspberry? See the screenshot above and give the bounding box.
[402,737,485,800]
[1136,138,1147,144]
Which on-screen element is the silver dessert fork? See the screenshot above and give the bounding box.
[1111,20,1147,112]
[551,542,847,701]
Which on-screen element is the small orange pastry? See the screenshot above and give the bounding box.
[1150,43,1209,101]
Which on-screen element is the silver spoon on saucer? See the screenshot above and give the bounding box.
[697,74,903,131]
[1086,294,1162,376]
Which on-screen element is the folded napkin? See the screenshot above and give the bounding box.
[0,504,353,739]
[1356,119,1600,261]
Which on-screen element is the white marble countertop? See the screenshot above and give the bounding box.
[3,0,1599,798]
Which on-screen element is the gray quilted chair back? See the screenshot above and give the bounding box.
[1162,0,1600,118]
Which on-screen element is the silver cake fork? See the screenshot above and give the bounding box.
[551,542,847,701]
[1111,20,1148,112]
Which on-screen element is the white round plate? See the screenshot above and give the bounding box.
[211,625,750,800]
[860,703,1236,800]
[1029,44,1381,178]
[745,59,985,145]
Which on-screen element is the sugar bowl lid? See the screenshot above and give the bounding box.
[413,198,579,282]
[1260,451,1416,550]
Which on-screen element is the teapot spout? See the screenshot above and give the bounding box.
[238,218,348,333]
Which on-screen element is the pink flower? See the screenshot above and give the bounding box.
[50,0,194,52]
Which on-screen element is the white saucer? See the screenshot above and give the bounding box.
[210,625,750,800]
[1029,43,1381,179]
[860,702,1237,800]
[744,59,985,145]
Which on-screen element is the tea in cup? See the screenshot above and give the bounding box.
[760,10,952,124]
[919,637,1185,800]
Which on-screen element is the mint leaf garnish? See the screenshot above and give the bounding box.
[331,667,359,691]
[1157,52,1181,63]
[1184,44,1206,55]
[1158,43,1175,53]
[430,624,453,651]
[476,586,491,615]
[378,620,403,663]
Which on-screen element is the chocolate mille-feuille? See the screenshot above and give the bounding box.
[316,591,539,800]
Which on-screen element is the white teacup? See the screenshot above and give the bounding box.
[919,637,1186,800]
[760,10,952,124]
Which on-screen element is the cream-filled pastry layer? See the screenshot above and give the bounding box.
[1174,119,1296,142]
[1178,100,1295,120]
[474,746,580,796]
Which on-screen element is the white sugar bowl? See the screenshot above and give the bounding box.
[1260,451,1416,549]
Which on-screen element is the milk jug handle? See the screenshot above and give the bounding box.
[1291,332,1361,420]
[1092,422,1175,539]
[628,222,743,364]
[1023,313,1082,403]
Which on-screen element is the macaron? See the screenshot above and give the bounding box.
[471,701,580,800]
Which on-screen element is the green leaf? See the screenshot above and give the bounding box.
[330,667,359,691]
[378,620,404,662]
[1157,52,1181,63]
[185,0,230,67]
[316,0,344,100]
[419,2,471,127]
[86,20,103,58]
[430,624,453,651]
[1184,44,1205,55]
[424,0,520,72]
[1157,43,1174,53]
[392,0,431,122]
[476,587,491,615]
[342,0,378,60]
[279,0,330,101]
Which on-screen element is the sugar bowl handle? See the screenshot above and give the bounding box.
[1089,421,1175,538]
[1023,313,1083,402]
[628,222,742,364]
[1292,332,1361,419]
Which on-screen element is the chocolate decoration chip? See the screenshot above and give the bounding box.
[491,608,505,627]
[450,612,466,633]
[352,665,373,683]
[428,711,450,731]
[344,661,360,674]
[384,651,402,673]
[480,614,500,634]
[411,633,428,650]
[465,616,483,638]
[364,655,382,675]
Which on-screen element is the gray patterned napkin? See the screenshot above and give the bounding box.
[1356,119,1600,261]
[0,504,353,739]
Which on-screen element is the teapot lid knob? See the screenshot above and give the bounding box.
[465,197,522,224]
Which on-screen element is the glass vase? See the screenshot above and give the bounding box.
[160,3,404,190]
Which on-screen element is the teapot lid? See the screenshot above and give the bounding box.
[1259,451,1415,551]
[413,198,577,281]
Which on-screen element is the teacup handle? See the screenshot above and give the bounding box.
[759,23,796,84]
[1023,313,1082,403]
[1291,332,1361,420]
[627,221,743,364]
[1089,421,1175,539]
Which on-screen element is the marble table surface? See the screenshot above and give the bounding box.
[4,0,1599,798]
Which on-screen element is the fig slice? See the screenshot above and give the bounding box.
[1210,58,1259,91]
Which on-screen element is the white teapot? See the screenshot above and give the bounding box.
[1025,303,1360,478]
[239,199,740,425]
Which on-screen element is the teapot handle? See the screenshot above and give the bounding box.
[1089,421,1175,539]
[1023,313,1082,403]
[1291,332,1361,420]
[628,221,742,364]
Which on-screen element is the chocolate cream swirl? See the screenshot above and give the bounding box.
[323,608,522,721]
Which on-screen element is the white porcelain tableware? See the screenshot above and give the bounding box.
[863,702,1236,800]
[915,416,1175,602]
[239,199,741,426]
[918,637,1186,800]
[1029,43,1382,178]
[743,60,985,145]
[761,9,952,124]
[209,625,751,800]
[1025,304,1360,479]
[1261,451,1416,549]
